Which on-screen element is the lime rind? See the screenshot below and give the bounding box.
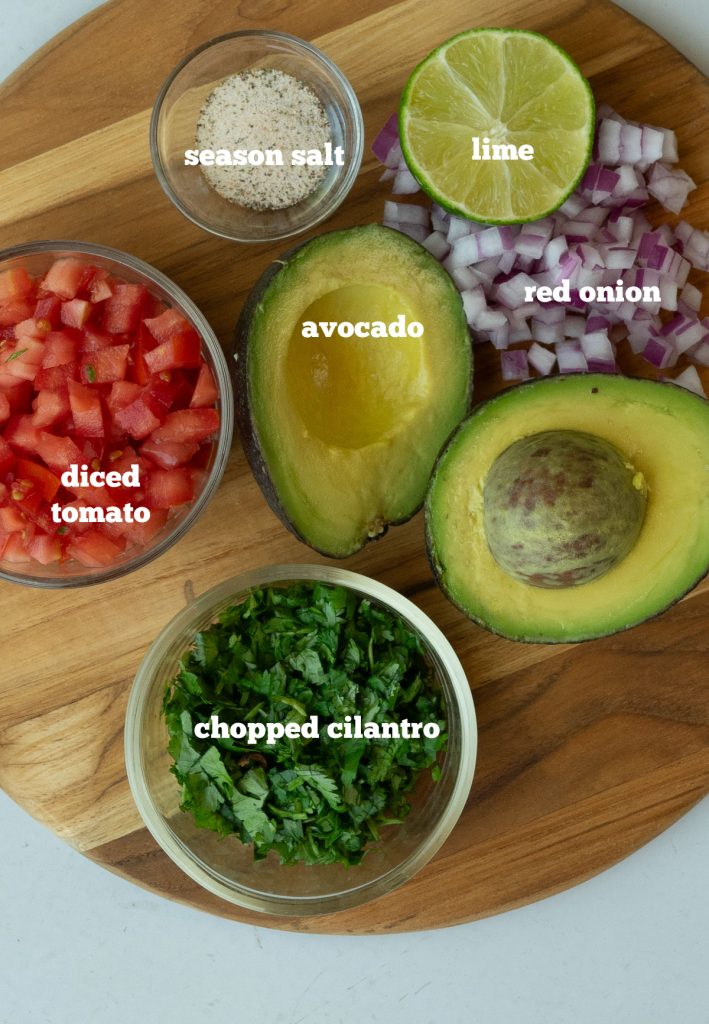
[399,28,595,225]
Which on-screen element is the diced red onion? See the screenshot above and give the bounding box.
[556,340,588,373]
[643,335,678,369]
[528,342,556,375]
[581,331,616,372]
[383,221,429,243]
[501,349,529,380]
[422,231,450,259]
[383,200,429,226]
[392,168,421,195]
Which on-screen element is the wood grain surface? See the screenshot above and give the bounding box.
[0,0,707,934]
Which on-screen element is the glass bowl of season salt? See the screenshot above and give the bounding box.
[150,30,364,243]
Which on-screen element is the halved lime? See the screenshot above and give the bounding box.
[399,28,595,224]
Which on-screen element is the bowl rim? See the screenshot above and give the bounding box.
[124,562,478,916]
[0,239,234,588]
[149,29,365,244]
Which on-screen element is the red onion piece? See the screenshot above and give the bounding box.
[501,349,529,380]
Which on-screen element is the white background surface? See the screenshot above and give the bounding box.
[1,2,708,1022]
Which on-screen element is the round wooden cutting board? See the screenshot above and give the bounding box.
[0,0,708,934]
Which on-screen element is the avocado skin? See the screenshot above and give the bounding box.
[233,225,473,558]
[424,374,709,644]
[232,240,313,551]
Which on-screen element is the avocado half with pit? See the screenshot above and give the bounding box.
[234,225,472,557]
[425,374,709,643]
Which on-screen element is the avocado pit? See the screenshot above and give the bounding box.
[482,430,647,588]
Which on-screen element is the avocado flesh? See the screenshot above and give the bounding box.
[244,225,472,557]
[426,374,709,643]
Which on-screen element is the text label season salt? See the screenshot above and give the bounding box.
[195,68,332,211]
[184,143,345,167]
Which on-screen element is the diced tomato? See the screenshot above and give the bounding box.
[80,327,113,352]
[81,344,129,385]
[34,295,63,327]
[26,532,62,564]
[0,299,35,327]
[145,468,193,508]
[4,415,40,454]
[106,381,142,416]
[127,322,156,385]
[190,362,218,408]
[114,507,168,545]
[0,267,33,301]
[144,330,202,374]
[107,445,151,480]
[0,436,15,475]
[36,431,82,471]
[67,529,125,567]
[42,258,88,300]
[89,270,114,303]
[2,533,32,564]
[13,458,61,502]
[15,318,49,341]
[34,362,78,391]
[150,407,220,444]
[103,283,148,334]
[140,438,199,469]
[60,299,91,329]
[0,392,9,424]
[0,379,32,415]
[57,499,92,534]
[143,309,191,344]
[32,389,71,429]
[143,376,178,417]
[42,331,78,368]
[0,505,25,532]
[68,380,104,437]
[113,396,161,440]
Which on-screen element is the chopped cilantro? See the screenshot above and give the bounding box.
[163,582,447,866]
[5,348,28,362]
[85,364,97,383]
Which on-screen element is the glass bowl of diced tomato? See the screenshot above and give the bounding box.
[0,241,233,587]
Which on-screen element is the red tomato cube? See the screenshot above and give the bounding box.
[143,309,191,344]
[0,299,35,327]
[42,331,79,368]
[36,431,82,471]
[190,363,218,408]
[2,533,32,563]
[0,505,26,532]
[34,362,79,391]
[144,330,202,373]
[68,380,104,437]
[27,532,62,564]
[106,381,142,415]
[0,267,33,301]
[89,271,114,303]
[150,407,220,444]
[33,295,63,327]
[4,415,41,454]
[0,392,10,424]
[80,327,113,352]
[67,530,126,567]
[81,345,129,385]
[145,468,194,508]
[32,389,71,429]
[140,438,199,469]
[0,436,14,474]
[60,299,92,329]
[104,283,148,333]
[42,258,88,300]
[13,458,61,502]
[113,395,161,440]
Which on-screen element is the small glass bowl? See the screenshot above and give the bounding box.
[0,241,233,588]
[125,564,477,917]
[150,30,364,244]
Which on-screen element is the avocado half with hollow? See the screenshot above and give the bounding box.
[234,225,472,557]
[425,374,709,643]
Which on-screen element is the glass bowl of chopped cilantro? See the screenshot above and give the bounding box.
[150,31,364,243]
[125,564,477,916]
